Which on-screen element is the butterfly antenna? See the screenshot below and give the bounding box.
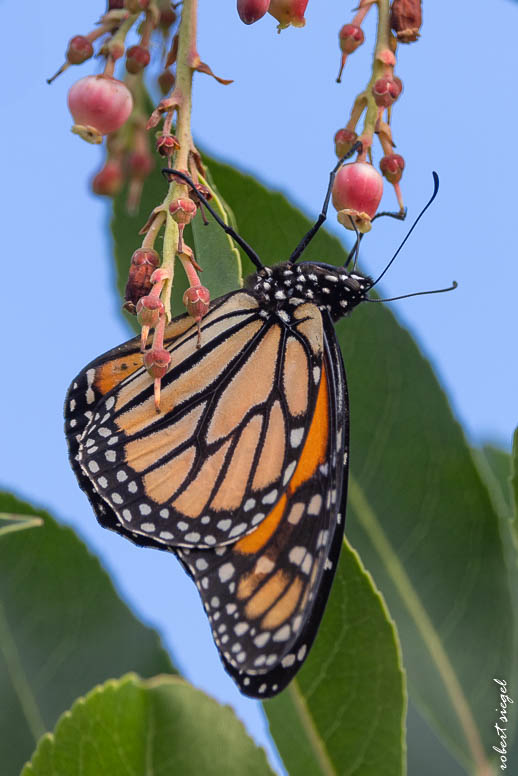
[288,141,363,264]
[365,280,457,303]
[371,171,440,287]
[161,168,264,270]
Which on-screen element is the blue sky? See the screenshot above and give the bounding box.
[2,1,517,771]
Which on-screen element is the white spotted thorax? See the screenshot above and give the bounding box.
[246,261,373,321]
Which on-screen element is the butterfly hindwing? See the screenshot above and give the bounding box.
[176,312,349,697]
[65,293,325,551]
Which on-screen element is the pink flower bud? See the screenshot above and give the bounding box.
[128,150,154,180]
[183,284,210,322]
[143,348,171,380]
[372,76,403,108]
[169,198,197,224]
[126,45,151,74]
[67,35,94,65]
[237,0,270,24]
[334,128,358,158]
[68,75,133,139]
[332,162,383,233]
[158,70,175,95]
[380,154,405,184]
[91,160,124,197]
[339,24,364,54]
[136,295,165,328]
[156,133,180,157]
[268,0,308,30]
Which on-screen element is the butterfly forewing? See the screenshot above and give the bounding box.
[65,292,324,551]
[177,317,349,698]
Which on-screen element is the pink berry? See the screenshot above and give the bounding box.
[332,162,383,232]
[126,45,151,74]
[68,75,133,137]
[380,153,405,184]
[66,35,94,65]
[339,24,364,54]
[268,0,308,29]
[91,159,124,196]
[237,0,270,24]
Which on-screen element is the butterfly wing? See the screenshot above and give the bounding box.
[176,313,349,697]
[65,294,324,551]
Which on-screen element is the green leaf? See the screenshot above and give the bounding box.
[0,492,173,776]
[202,158,514,774]
[0,512,42,538]
[512,428,518,534]
[111,164,242,334]
[22,674,274,776]
[266,541,406,776]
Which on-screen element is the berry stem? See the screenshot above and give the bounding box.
[342,0,395,159]
[104,12,139,75]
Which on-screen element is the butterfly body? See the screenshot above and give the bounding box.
[65,261,372,697]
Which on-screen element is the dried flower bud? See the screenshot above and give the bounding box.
[391,0,422,43]
[126,45,151,74]
[123,248,160,313]
[136,295,165,328]
[125,0,149,12]
[339,24,364,54]
[92,159,124,197]
[67,35,94,65]
[334,128,358,159]
[380,154,405,184]
[268,0,308,30]
[68,75,133,141]
[372,76,402,108]
[158,69,175,95]
[108,0,124,8]
[183,284,211,322]
[143,347,171,380]
[156,133,180,157]
[189,184,212,206]
[237,0,270,24]
[159,6,177,28]
[332,162,383,233]
[169,198,197,224]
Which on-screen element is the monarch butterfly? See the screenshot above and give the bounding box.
[65,156,453,698]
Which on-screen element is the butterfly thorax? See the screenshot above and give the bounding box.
[246,261,373,321]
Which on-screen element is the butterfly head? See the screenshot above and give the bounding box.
[247,261,373,321]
